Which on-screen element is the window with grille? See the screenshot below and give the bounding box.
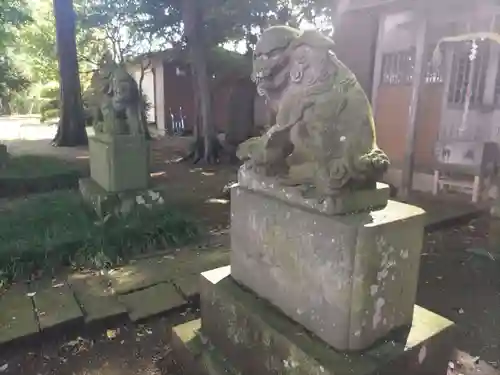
[424,48,443,84]
[380,49,415,85]
[380,46,443,86]
[447,41,489,107]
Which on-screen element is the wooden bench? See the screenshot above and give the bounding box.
[432,141,498,203]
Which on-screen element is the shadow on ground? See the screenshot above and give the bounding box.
[0,122,498,374]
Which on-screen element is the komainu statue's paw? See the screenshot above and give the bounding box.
[368,148,390,174]
[236,137,263,161]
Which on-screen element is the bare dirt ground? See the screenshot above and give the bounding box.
[0,122,499,374]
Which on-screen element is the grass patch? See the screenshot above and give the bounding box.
[0,155,84,197]
[0,191,198,285]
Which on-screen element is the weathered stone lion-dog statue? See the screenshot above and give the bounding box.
[237,26,389,198]
[92,63,144,137]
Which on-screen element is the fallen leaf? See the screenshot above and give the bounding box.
[0,363,8,372]
[106,329,118,339]
[62,339,81,348]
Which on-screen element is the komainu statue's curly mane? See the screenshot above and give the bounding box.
[238,26,389,197]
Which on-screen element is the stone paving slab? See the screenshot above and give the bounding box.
[119,282,187,322]
[108,249,230,295]
[68,272,127,324]
[172,274,200,300]
[107,257,177,295]
[402,192,483,230]
[0,283,39,345]
[174,249,230,276]
[32,280,84,332]
[0,249,229,346]
[171,319,239,375]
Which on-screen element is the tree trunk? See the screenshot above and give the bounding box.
[1,97,11,115]
[138,62,152,140]
[182,0,218,163]
[225,77,255,163]
[52,0,88,147]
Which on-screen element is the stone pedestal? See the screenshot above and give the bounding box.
[231,184,425,351]
[88,134,149,192]
[81,134,158,217]
[79,178,166,218]
[170,266,456,375]
[169,169,456,375]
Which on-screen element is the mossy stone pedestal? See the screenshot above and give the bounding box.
[171,266,456,375]
[231,184,426,351]
[88,133,149,192]
[170,184,457,374]
[80,134,165,218]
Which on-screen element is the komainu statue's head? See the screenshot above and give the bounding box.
[101,64,140,113]
[252,25,335,110]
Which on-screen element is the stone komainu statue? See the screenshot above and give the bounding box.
[92,63,144,136]
[237,26,389,197]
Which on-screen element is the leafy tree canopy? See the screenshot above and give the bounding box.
[83,0,337,57]
[12,0,106,88]
[0,0,31,101]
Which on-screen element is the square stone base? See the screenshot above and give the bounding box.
[79,177,166,218]
[170,266,455,375]
[89,134,149,192]
[238,166,390,215]
[231,186,426,351]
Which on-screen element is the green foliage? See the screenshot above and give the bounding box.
[0,155,79,179]
[10,0,105,96]
[0,0,32,105]
[38,82,61,122]
[0,155,81,197]
[135,0,336,53]
[0,190,199,283]
[40,107,60,123]
[0,0,31,50]
[8,92,40,115]
[81,0,167,63]
[0,57,30,103]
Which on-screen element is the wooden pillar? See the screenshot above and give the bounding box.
[401,16,427,198]
[484,45,499,107]
[438,46,454,141]
[371,14,387,113]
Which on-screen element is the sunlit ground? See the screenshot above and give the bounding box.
[0,116,94,141]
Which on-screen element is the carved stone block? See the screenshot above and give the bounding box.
[89,134,149,192]
[79,177,166,218]
[193,266,455,375]
[230,186,426,351]
[238,167,390,215]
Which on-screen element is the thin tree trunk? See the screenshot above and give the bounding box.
[182,0,218,163]
[138,60,152,140]
[52,0,88,147]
